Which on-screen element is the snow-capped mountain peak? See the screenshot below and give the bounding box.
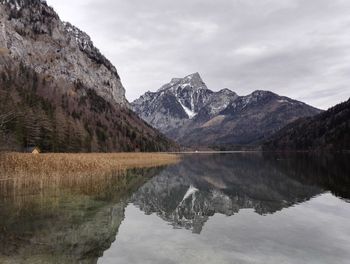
[153,73,213,116]
[158,72,207,92]
[131,73,321,146]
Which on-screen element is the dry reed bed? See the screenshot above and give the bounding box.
[0,152,180,179]
[0,153,180,199]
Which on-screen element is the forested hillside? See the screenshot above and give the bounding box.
[0,59,176,152]
[264,98,350,151]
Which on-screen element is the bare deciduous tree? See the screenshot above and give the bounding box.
[0,110,16,131]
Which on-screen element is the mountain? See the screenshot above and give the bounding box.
[132,73,322,147]
[264,98,350,151]
[0,0,176,152]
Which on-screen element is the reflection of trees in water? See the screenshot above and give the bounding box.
[132,153,349,234]
[0,167,164,264]
[263,153,350,200]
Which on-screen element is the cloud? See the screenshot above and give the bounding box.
[233,46,268,57]
[47,0,350,109]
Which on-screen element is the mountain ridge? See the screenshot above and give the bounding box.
[263,98,350,151]
[132,73,322,147]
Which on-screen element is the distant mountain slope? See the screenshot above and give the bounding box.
[264,98,350,151]
[0,0,177,152]
[132,73,321,147]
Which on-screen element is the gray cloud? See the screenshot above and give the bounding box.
[47,0,350,109]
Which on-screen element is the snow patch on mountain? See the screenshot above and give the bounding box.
[178,99,197,119]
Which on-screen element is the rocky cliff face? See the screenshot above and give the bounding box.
[132,73,322,147]
[0,0,177,152]
[0,0,127,106]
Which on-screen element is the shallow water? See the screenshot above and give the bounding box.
[0,153,349,264]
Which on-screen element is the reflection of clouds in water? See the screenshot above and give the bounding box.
[100,194,350,264]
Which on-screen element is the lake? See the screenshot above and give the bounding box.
[0,153,349,264]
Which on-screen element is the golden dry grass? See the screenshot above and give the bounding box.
[0,152,180,179]
[0,153,180,197]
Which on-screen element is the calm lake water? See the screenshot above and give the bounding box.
[0,153,349,264]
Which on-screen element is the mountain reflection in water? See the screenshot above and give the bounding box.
[1,153,349,264]
[131,153,327,233]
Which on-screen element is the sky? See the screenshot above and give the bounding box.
[47,0,350,109]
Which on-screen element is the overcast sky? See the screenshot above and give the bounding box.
[47,0,350,109]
